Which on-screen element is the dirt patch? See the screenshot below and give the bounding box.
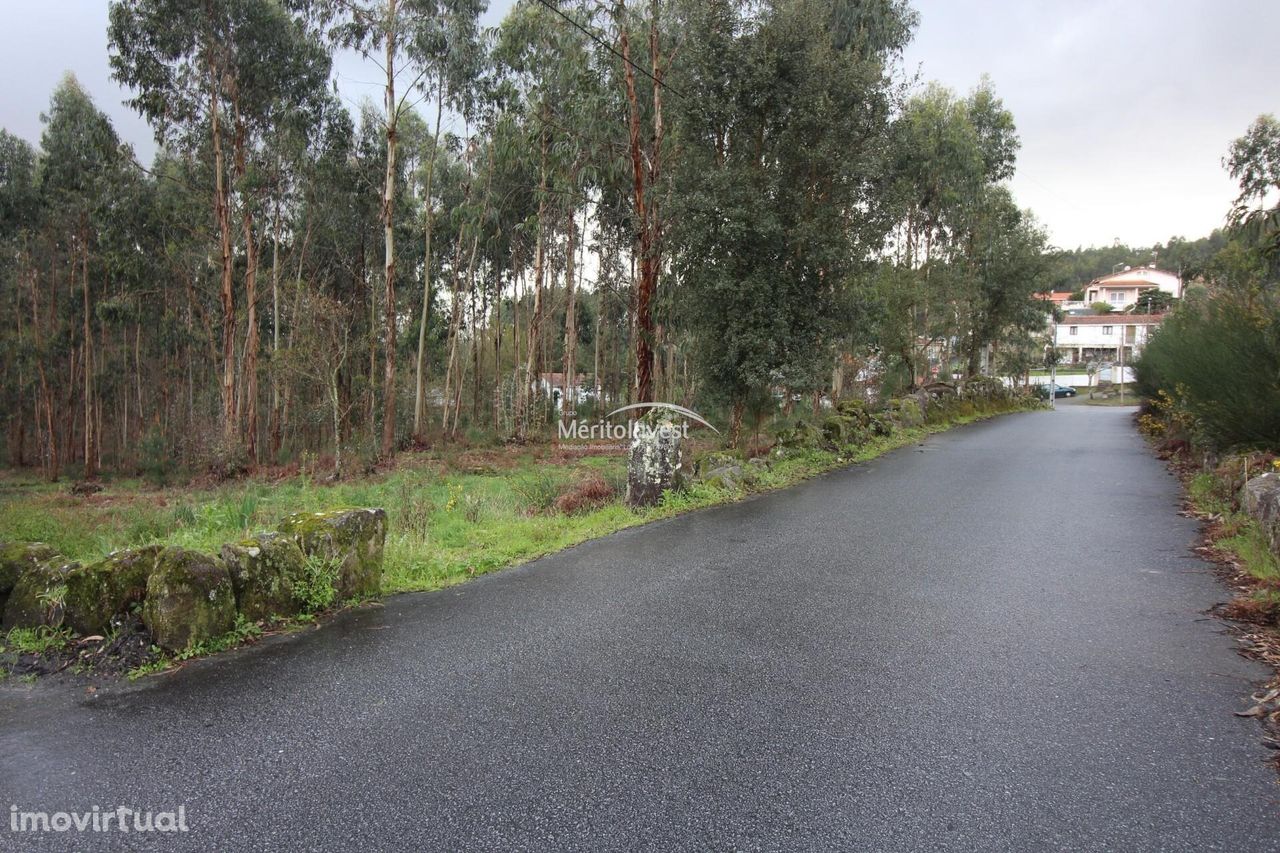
[2,619,161,682]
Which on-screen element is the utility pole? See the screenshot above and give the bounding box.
[1048,314,1058,411]
[1119,325,1126,405]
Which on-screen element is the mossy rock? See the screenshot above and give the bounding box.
[775,419,822,449]
[823,415,867,447]
[142,547,236,651]
[0,542,60,615]
[868,411,895,436]
[2,555,79,629]
[834,399,871,426]
[694,450,742,476]
[703,464,746,491]
[221,533,309,621]
[63,545,161,636]
[277,508,387,600]
[895,397,925,428]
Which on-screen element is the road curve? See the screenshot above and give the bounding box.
[3,405,1278,851]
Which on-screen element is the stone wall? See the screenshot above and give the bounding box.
[1243,473,1280,559]
[0,508,386,651]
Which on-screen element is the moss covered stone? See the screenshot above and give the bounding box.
[142,547,236,651]
[0,542,59,613]
[895,397,925,428]
[774,419,822,450]
[277,508,387,600]
[62,545,161,636]
[221,532,309,620]
[694,450,742,476]
[2,555,78,629]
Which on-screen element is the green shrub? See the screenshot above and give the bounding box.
[1136,293,1280,450]
[294,554,339,613]
[1,625,72,655]
[509,470,568,514]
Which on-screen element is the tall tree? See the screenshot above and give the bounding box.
[36,76,132,479]
[109,0,331,460]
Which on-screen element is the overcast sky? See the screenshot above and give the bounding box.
[2,1,1276,250]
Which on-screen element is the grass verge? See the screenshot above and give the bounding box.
[0,402,1036,677]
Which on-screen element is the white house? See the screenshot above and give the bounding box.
[1053,314,1164,365]
[1084,266,1181,310]
[537,372,598,410]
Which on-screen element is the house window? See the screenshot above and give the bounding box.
[1109,289,1126,305]
[1102,325,1112,335]
[1069,326,1078,335]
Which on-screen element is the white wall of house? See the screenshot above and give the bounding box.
[1054,319,1156,364]
[1084,267,1182,308]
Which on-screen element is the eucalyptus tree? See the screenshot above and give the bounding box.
[1226,114,1280,266]
[325,0,484,455]
[670,0,912,442]
[327,0,418,456]
[407,0,489,442]
[492,0,602,438]
[610,0,668,406]
[35,76,133,479]
[880,79,1022,382]
[0,131,39,468]
[109,0,331,461]
[955,187,1049,375]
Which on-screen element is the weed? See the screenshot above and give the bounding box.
[36,584,68,627]
[127,654,171,681]
[1,625,72,655]
[510,470,567,514]
[294,555,339,613]
[174,615,263,661]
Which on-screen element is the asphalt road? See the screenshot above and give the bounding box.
[4,405,1279,851]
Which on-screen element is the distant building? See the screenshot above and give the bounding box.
[1053,314,1164,365]
[537,372,598,409]
[1083,266,1181,310]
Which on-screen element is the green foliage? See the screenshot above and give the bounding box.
[1136,293,1280,450]
[1226,114,1280,264]
[1,625,72,655]
[509,470,569,514]
[173,614,263,661]
[294,554,339,614]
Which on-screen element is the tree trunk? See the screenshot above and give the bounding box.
[81,233,97,480]
[515,115,549,441]
[618,1,664,405]
[413,80,446,441]
[380,4,399,459]
[231,99,260,464]
[209,66,236,447]
[729,398,744,449]
[269,195,283,459]
[561,209,578,426]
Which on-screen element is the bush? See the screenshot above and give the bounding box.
[510,470,568,514]
[554,475,617,515]
[1136,293,1280,450]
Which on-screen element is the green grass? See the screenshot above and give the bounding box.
[0,401,1036,605]
[1186,472,1280,592]
[1,625,73,655]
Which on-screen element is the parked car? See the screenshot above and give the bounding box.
[1035,383,1077,399]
